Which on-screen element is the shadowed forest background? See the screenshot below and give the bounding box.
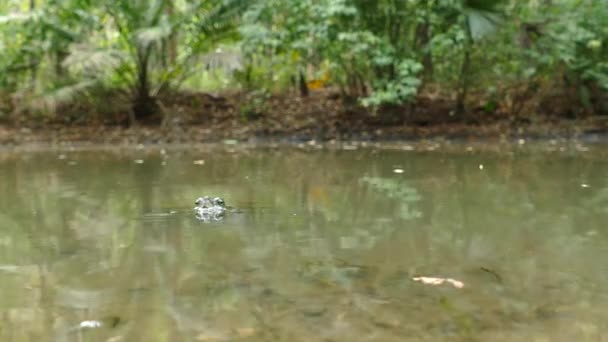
[1,0,607,139]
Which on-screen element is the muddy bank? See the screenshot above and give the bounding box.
[1,89,608,147]
[2,121,608,149]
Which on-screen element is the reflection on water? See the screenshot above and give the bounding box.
[1,145,608,341]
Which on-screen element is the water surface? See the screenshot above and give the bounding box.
[1,144,607,341]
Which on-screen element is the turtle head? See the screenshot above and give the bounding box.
[195,196,212,207]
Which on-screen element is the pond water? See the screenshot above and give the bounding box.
[1,144,607,341]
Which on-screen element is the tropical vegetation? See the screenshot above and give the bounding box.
[0,0,606,125]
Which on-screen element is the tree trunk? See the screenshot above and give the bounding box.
[456,34,472,116]
[456,47,471,116]
[415,20,433,82]
[299,70,309,97]
[163,0,177,67]
[132,47,158,123]
[54,49,68,78]
[29,0,37,89]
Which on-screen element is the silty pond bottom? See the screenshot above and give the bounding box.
[0,144,607,341]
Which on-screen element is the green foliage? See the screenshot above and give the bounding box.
[1,0,607,120]
[0,0,248,121]
[532,1,608,90]
[239,0,510,109]
[361,60,423,107]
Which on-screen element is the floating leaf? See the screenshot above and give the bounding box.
[413,276,465,289]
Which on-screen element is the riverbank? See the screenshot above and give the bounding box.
[2,89,608,147]
[1,119,607,146]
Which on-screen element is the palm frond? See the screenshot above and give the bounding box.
[135,18,172,48]
[201,47,243,73]
[30,79,97,113]
[198,0,248,35]
[62,44,125,77]
[463,0,505,41]
[40,17,79,41]
[0,11,40,24]
[466,8,502,41]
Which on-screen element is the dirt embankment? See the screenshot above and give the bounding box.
[1,88,608,146]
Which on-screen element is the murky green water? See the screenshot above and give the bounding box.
[1,144,608,341]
